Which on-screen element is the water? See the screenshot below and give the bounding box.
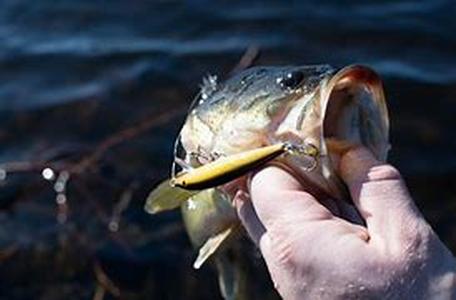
[0,1,455,299]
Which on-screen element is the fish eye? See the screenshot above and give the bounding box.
[278,71,304,89]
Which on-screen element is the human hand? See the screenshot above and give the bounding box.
[234,147,456,299]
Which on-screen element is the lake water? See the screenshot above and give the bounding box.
[0,1,455,299]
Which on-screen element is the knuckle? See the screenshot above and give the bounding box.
[379,220,430,265]
[268,223,302,266]
[397,221,430,258]
[368,164,402,182]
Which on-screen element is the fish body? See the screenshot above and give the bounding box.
[145,64,390,299]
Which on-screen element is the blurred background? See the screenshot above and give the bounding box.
[0,0,455,299]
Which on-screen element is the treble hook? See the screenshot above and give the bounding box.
[284,142,319,172]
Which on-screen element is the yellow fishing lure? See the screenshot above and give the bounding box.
[171,142,318,190]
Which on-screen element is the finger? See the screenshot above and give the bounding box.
[248,166,370,267]
[249,166,334,229]
[339,147,423,246]
[233,190,265,245]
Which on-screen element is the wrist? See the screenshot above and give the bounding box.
[428,267,455,299]
[411,223,456,299]
[427,244,456,299]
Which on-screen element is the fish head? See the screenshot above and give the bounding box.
[178,65,334,164]
[177,64,389,200]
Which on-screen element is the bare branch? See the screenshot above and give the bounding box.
[230,46,260,75]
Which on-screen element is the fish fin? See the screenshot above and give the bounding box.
[200,74,218,99]
[174,157,193,172]
[144,179,197,214]
[214,250,247,300]
[193,225,234,269]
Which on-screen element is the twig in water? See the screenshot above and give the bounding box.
[229,46,260,75]
[70,107,183,174]
[94,261,121,298]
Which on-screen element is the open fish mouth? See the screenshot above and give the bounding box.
[322,65,389,161]
[313,65,390,198]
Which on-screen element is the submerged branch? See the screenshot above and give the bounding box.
[229,46,260,75]
[70,107,183,174]
[94,261,121,298]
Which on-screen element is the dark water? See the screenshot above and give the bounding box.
[0,1,455,299]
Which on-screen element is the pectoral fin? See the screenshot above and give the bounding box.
[144,179,198,214]
[193,225,236,269]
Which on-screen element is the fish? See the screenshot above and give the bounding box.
[145,64,390,299]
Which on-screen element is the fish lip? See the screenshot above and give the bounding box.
[322,64,390,161]
[299,65,390,200]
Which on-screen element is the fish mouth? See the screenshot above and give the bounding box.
[317,65,390,199]
[321,65,389,160]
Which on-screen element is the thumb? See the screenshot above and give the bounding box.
[339,147,424,250]
[248,166,334,229]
